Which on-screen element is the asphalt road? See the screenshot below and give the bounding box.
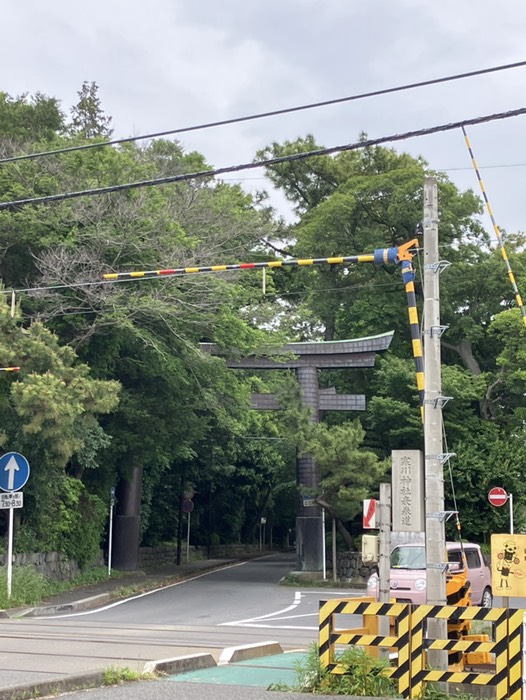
[43,679,341,700]
[0,553,366,690]
[34,553,366,648]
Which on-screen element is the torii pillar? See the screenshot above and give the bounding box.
[203,331,393,572]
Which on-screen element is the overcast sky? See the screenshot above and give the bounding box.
[3,1,526,239]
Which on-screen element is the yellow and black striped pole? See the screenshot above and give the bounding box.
[103,240,425,418]
[400,257,424,422]
[462,126,526,327]
[102,254,375,280]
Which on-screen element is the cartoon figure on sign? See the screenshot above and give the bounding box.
[496,539,524,589]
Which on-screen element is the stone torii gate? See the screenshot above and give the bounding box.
[104,243,416,571]
[203,331,393,572]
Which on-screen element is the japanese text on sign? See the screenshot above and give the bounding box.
[0,492,23,509]
[392,450,424,532]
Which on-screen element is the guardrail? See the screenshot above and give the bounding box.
[318,597,523,700]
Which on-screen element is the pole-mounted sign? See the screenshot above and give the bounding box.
[488,487,508,508]
[0,452,30,600]
[0,452,30,492]
[488,486,514,535]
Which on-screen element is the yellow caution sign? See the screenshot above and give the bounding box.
[491,534,526,597]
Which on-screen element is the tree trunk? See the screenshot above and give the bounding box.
[316,498,354,549]
[442,338,496,419]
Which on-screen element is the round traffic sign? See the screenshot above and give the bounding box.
[488,487,508,507]
[0,452,30,492]
[182,498,194,514]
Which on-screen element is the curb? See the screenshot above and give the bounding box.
[0,644,293,699]
[0,671,105,700]
[16,592,115,618]
[219,641,284,664]
[144,642,285,676]
[144,652,217,675]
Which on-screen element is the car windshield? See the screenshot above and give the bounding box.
[391,545,425,569]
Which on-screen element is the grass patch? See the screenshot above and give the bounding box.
[103,666,155,685]
[0,565,122,609]
[271,643,478,699]
[269,642,399,696]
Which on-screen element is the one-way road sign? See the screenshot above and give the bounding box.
[0,452,30,492]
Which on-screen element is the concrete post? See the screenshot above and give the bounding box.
[423,177,448,669]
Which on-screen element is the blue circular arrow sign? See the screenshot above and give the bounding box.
[0,452,30,492]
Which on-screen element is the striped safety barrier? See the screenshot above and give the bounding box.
[319,599,412,697]
[410,605,509,699]
[319,600,525,700]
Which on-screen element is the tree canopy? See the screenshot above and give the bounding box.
[0,89,525,564]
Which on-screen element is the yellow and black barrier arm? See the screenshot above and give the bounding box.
[396,239,424,421]
[103,239,424,418]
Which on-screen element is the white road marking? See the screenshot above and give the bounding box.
[33,561,249,619]
[220,590,305,626]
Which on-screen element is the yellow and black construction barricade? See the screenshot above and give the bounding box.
[319,598,412,698]
[319,600,525,700]
[409,604,510,699]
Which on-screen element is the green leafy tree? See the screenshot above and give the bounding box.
[0,294,119,561]
[303,420,388,549]
[69,81,113,138]
[0,91,64,142]
[261,133,526,544]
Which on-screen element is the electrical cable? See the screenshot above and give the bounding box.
[2,106,526,211]
[443,422,463,539]
[2,59,526,165]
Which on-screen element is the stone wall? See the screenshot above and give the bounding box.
[138,545,373,583]
[0,551,103,580]
[328,551,375,584]
[0,547,372,582]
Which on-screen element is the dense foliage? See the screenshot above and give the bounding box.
[260,135,526,540]
[0,86,525,565]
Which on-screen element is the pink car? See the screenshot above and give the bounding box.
[367,542,492,607]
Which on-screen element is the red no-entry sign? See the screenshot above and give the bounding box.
[488,487,508,507]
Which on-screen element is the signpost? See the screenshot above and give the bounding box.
[259,517,266,551]
[363,499,378,529]
[108,487,116,577]
[182,498,194,561]
[0,452,30,599]
[488,487,514,534]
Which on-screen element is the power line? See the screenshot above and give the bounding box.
[1,60,526,165]
[2,106,526,212]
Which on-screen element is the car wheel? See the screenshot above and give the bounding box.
[481,587,493,608]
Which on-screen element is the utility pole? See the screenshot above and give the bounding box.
[423,177,449,670]
[378,482,391,605]
[378,482,391,659]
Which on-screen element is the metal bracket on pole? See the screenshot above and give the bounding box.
[427,562,449,573]
[424,395,453,409]
[425,452,456,464]
[426,324,449,338]
[424,260,451,274]
[427,510,458,522]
